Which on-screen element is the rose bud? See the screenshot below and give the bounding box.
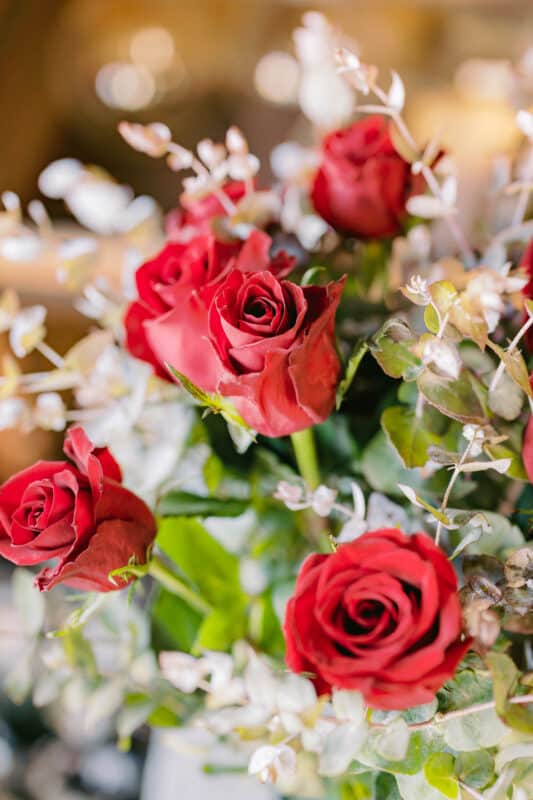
[124,230,294,388]
[284,528,470,710]
[0,426,156,592]
[311,115,422,239]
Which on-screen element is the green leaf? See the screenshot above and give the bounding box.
[484,443,527,481]
[487,651,533,733]
[62,627,98,679]
[488,371,524,421]
[381,406,443,468]
[361,431,424,497]
[117,696,154,749]
[167,366,255,435]
[195,605,247,652]
[402,700,439,725]
[417,369,487,424]
[443,707,508,751]
[397,483,451,525]
[424,304,440,334]
[374,773,401,800]
[466,512,525,558]
[360,728,441,775]
[396,771,453,800]
[438,668,493,713]
[336,340,369,410]
[339,773,376,800]
[157,491,248,518]
[148,705,180,728]
[203,453,223,493]
[151,588,202,652]
[247,593,285,657]
[454,750,494,790]
[487,341,533,398]
[156,517,242,607]
[429,281,459,314]
[301,265,326,286]
[423,754,458,799]
[370,319,422,381]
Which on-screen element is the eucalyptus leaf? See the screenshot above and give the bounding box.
[465,512,525,558]
[361,432,423,497]
[488,371,524,421]
[417,369,487,424]
[373,717,411,761]
[454,750,494,790]
[360,728,441,775]
[370,319,421,381]
[318,722,368,777]
[437,669,493,713]
[484,443,528,481]
[396,771,452,800]
[487,651,533,733]
[442,707,508,751]
[487,343,533,399]
[402,699,438,724]
[381,406,442,468]
[423,753,459,799]
[375,773,402,800]
[397,484,451,525]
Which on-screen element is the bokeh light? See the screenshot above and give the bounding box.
[129,26,175,74]
[95,61,156,110]
[254,51,299,105]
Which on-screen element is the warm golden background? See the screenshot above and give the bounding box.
[1,0,533,478]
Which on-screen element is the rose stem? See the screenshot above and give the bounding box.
[291,428,333,551]
[148,555,211,615]
[291,428,321,491]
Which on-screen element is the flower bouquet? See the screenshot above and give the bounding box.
[1,12,533,800]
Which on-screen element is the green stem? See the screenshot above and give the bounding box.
[148,556,211,616]
[291,428,321,490]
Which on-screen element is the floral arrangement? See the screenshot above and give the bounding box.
[1,12,533,800]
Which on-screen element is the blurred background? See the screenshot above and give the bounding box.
[1,0,533,797]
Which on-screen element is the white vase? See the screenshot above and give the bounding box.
[141,729,275,800]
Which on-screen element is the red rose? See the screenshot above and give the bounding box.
[124,230,295,389]
[166,181,247,241]
[523,388,533,482]
[284,529,470,709]
[520,238,533,350]
[0,427,156,592]
[125,233,242,382]
[311,116,420,239]
[208,271,345,437]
